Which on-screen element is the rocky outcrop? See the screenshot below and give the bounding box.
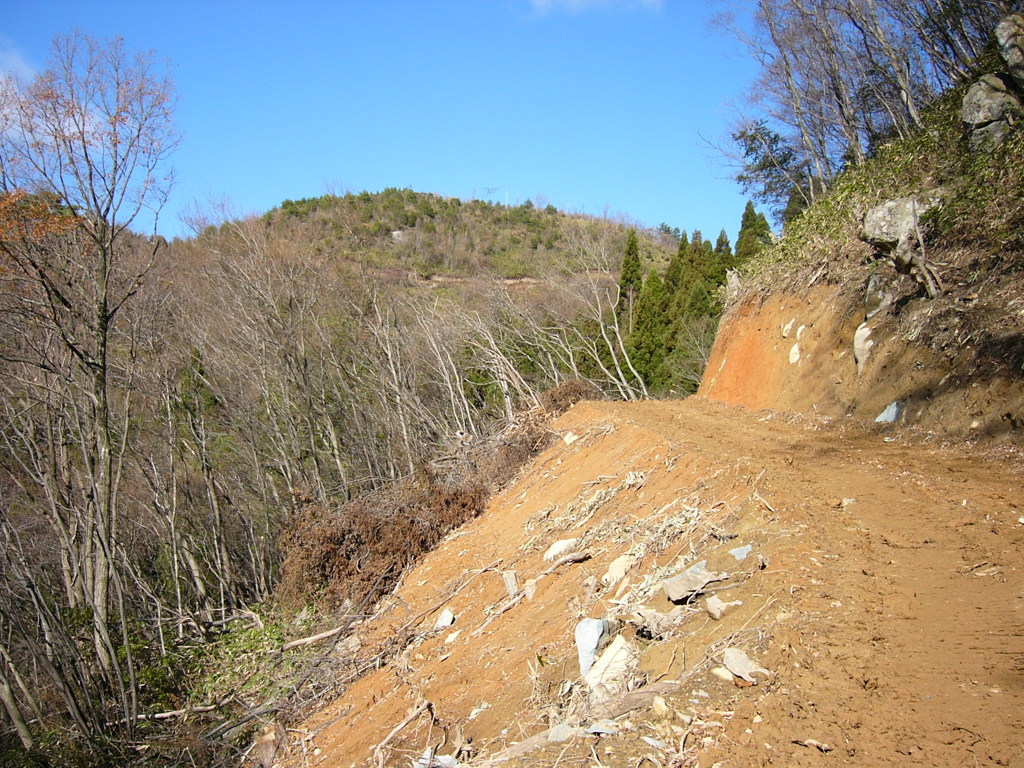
[860,191,945,298]
[996,12,1024,91]
[961,13,1023,149]
[961,74,1020,148]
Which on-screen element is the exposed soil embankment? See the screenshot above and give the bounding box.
[286,397,1023,768]
[700,284,1024,441]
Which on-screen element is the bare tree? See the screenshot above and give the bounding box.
[728,0,1015,216]
[0,31,177,739]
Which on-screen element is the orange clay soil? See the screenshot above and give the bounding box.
[285,396,1023,768]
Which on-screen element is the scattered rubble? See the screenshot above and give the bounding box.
[662,560,729,603]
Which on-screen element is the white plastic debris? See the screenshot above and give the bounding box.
[544,538,579,561]
[722,648,770,683]
[789,343,801,364]
[662,560,728,602]
[563,431,580,445]
[575,618,609,676]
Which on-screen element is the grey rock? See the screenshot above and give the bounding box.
[861,192,945,298]
[875,401,901,423]
[633,606,685,638]
[728,543,753,562]
[662,560,728,603]
[962,74,1020,148]
[706,594,743,620]
[722,647,770,683]
[997,12,1024,90]
[547,723,583,743]
[865,272,894,319]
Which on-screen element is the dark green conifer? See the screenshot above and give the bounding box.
[734,201,772,263]
[617,228,643,331]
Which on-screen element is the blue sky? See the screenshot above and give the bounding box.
[2,1,759,242]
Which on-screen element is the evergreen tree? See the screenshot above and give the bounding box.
[617,228,643,330]
[714,229,732,259]
[628,270,670,390]
[734,201,772,263]
[663,229,688,294]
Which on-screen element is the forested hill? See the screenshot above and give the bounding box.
[247,188,678,280]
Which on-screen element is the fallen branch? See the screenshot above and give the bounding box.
[107,698,231,726]
[539,550,591,578]
[373,700,434,768]
[280,623,352,652]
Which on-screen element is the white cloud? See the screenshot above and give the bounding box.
[529,0,664,16]
[0,37,35,82]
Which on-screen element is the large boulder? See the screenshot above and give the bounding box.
[961,74,1020,148]
[996,12,1024,91]
[861,192,945,298]
[861,193,942,254]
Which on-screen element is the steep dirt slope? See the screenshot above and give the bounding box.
[284,397,1023,768]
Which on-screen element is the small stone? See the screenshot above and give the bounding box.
[501,570,519,599]
[711,666,734,683]
[524,578,538,601]
[433,608,456,630]
[651,696,670,717]
[723,648,770,683]
[728,544,753,561]
[706,594,743,620]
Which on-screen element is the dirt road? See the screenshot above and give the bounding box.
[291,397,1023,768]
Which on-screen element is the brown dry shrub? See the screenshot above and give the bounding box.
[277,476,487,609]
[474,408,558,489]
[277,389,592,609]
[539,378,604,415]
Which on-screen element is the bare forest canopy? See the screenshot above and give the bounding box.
[728,0,1019,223]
